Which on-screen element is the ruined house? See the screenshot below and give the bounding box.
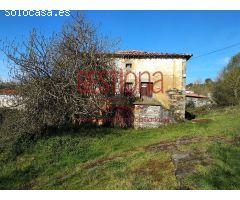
[186,90,212,108]
[112,50,192,128]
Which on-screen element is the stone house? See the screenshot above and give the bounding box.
[111,50,192,128]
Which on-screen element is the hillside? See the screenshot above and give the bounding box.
[1,106,240,189]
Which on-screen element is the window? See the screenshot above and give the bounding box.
[125,63,132,71]
[124,82,133,95]
[140,82,153,98]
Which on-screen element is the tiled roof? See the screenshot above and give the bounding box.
[186,93,208,98]
[112,50,192,60]
[0,89,16,95]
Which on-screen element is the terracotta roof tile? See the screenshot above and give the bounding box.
[186,93,208,98]
[112,50,192,60]
[0,89,16,95]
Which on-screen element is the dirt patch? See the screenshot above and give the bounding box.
[208,135,230,143]
[82,149,145,171]
[84,135,231,171]
[233,135,240,143]
[82,134,232,186]
[144,135,230,184]
[172,150,212,179]
[145,140,178,152]
[177,136,205,145]
[145,136,203,152]
[83,153,129,170]
[145,135,229,153]
[132,159,173,176]
[191,118,213,123]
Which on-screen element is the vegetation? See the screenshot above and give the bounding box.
[188,53,240,108]
[0,108,41,164]
[0,81,17,90]
[213,53,240,106]
[1,12,240,190]
[0,13,118,134]
[187,78,214,96]
[183,140,240,189]
[0,106,240,189]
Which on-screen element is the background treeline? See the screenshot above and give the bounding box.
[0,81,17,90]
[187,53,240,107]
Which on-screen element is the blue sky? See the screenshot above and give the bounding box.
[0,10,240,83]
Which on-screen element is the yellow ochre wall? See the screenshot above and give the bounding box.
[115,58,187,109]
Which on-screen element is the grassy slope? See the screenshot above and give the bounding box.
[1,106,240,189]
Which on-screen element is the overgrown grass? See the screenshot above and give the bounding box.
[182,140,240,189]
[1,106,240,189]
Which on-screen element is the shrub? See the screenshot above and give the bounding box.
[0,108,41,163]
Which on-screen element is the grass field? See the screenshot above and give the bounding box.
[0,106,240,189]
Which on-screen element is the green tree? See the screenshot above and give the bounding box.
[213,53,240,106]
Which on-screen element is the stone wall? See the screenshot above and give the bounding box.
[133,104,175,128]
[0,95,19,108]
[186,97,212,108]
[114,57,188,128]
[167,89,186,121]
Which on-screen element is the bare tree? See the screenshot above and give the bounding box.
[1,13,118,131]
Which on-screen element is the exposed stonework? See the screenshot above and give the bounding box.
[133,104,175,129]
[111,51,192,128]
[167,89,186,121]
[186,96,212,108]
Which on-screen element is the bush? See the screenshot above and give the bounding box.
[0,108,41,163]
[186,105,213,117]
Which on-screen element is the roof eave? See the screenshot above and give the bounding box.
[111,54,193,60]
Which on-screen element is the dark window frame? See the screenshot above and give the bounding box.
[125,63,132,70]
[140,82,153,98]
[124,82,134,96]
